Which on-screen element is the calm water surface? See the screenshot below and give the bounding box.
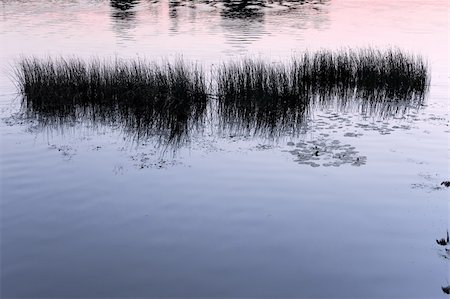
[1,0,449,298]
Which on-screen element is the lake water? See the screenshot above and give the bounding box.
[0,0,449,298]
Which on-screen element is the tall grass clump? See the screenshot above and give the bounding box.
[216,48,429,136]
[15,57,209,145]
[216,59,310,137]
[15,48,429,141]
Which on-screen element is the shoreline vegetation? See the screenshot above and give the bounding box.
[15,48,430,143]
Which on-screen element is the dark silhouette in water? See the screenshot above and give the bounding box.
[219,0,329,19]
[168,0,182,18]
[168,0,182,33]
[133,0,328,52]
[436,231,450,295]
[221,0,265,19]
[441,181,450,187]
[216,49,428,137]
[16,58,208,147]
[218,0,330,51]
[110,0,141,38]
[110,0,140,10]
[110,0,140,20]
[15,49,429,145]
[436,231,449,246]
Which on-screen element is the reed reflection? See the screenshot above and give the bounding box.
[17,58,208,148]
[216,49,428,137]
[216,86,426,139]
[16,49,429,147]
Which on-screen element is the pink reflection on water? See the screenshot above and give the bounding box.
[0,0,447,68]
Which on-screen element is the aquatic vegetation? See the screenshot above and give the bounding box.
[15,48,430,142]
[441,181,450,187]
[286,138,367,168]
[436,231,449,246]
[435,231,450,294]
[216,58,311,137]
[215,48,429,136]
[216,49,429,101]
[15,57,208,145]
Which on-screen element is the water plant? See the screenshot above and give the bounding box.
[15,48,430,142]
[215,48,429,136]
[15,57,208,145]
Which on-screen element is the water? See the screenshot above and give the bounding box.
[1,0,449,298]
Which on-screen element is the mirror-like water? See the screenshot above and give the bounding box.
[1,1,449,298]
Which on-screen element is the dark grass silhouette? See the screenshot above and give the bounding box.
[216,48,429,136]
[441,181,450,187]
[436,231,449,246]
[15,57,208,146]
[15,48,429,142]
[436,231,450,295]
[216,58,311,137]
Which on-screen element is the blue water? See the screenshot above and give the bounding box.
[1,0,449,297]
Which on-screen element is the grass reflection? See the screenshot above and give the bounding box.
[15,48,429,145]
[216,48,428,136]
[16,57,208,146]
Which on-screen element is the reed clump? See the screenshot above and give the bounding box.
[216,59,310,136]
[216,48,429,102]
[15,48,430,140]
[16,57,208,144]
[216,48,429,135]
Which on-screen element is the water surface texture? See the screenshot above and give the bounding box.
[1,1,449,298]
